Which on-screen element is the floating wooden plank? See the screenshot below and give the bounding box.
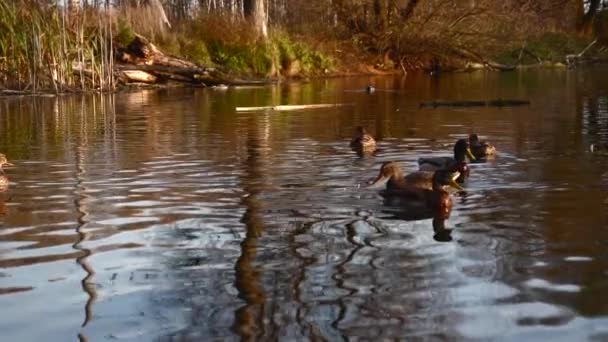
[236,103,351,112]
[419,99,530,108]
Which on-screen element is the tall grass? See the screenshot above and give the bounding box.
[0,0,114,93]
[0,1,334,92]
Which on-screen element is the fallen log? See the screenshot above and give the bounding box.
[121,70,157,83]
[115,34,270,87]
[485,61,516,71]
[115,64,210,77]
[452,47,516,71]
[420,99,531,108]
[486,99,531,107]
[566,39,598,68]
[236,103,352,112]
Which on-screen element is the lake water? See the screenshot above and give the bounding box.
[0,69,607,341]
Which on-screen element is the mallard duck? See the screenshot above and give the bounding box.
[369,161,462,195]
[369,161,434,192]
[418,139,475,182]
[377,167,463,220]
[469,134,496,159]
[0,153,14,191]
[351,126,377,151]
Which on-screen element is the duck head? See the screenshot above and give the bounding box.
[354,126,367,136]
[468,134,480,145]
[0,154,13,170]
[454,139,475,162]
[432,169,464,191]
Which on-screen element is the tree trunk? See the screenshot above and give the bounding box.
[244,0,268,38]
[578,0,602,34]
[373,0,388,31]
[149,0,171,28]
[399,0,420,21]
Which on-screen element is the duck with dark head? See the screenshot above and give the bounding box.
[418,139,475,182]
[350,126,377,153]
[0,153,14,192]
[469,134,496,159]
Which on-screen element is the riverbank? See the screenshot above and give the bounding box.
[1,2,607,94]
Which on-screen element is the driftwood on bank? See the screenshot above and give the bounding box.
[453,47,517,71]
[115,34,269,87]
[420,99,531,108]
[121,70,157,83]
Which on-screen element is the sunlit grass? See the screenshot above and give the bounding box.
[0,0,113,93]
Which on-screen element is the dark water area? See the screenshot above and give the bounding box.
[0,69,607,341]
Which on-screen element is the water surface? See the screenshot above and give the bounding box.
[1,69,608,341]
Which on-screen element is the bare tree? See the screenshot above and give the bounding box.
[579,0,603,33]
[244,0,268,38]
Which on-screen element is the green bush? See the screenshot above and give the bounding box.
[294,43,332,73]
[181,39,212,66]
[116,19,134,46]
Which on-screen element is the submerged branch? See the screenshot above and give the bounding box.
[419,99,531,108]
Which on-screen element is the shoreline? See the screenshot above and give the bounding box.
[4,61,608,98]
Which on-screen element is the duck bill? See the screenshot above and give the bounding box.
[448,178,464,191]
[466,147,476,161]
[367,174,388,188]
[1,162,13,167]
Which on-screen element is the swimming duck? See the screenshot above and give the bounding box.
[418,139,475,182]
[378,167,463,220]
[369,161,462,195]
[0,153,14,191]
[366,85,376,94]
[469,134,496,159]
[350,126,377,151]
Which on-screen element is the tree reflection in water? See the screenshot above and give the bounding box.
[233,114,270,340]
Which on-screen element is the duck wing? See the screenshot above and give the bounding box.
[472,142,496,158]
[417,157,453,171]
[403,171,435,190]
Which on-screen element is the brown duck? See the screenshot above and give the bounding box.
[0,153,14,192]
[350,126,377,151]
[369,161,462,196]
[469,134,497,159]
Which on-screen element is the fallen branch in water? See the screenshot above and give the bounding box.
[566,39,598,68]
[236,103,352,112]
[420,99,531,108]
